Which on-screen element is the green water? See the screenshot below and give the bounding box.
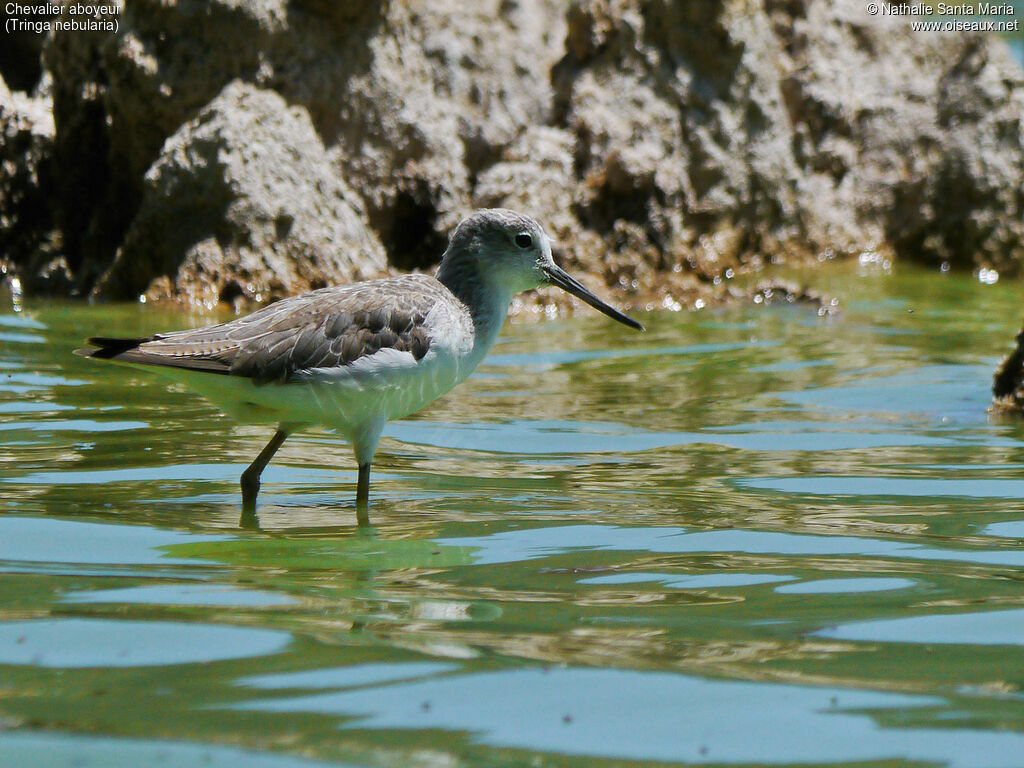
[2,262,1024,767]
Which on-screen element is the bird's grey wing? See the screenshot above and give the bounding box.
[226,280,443,383]
[78,276,452,384]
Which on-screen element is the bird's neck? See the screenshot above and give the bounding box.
[436,256,514,358]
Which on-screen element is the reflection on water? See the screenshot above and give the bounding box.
[240,667,1024,768]
[2,263,1024,766]
[0,732,355,768]
[818,609,1024,646]
[0,618,292,667]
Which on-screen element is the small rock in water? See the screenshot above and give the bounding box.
[992,326,1024,413]
[747,280,839,316]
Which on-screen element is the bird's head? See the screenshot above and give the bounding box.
[439,209,643,331]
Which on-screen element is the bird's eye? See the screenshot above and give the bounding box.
[514,233,533,249]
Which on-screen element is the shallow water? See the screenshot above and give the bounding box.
[2,262,1024,767]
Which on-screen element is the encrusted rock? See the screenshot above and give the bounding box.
[782,3,1024,274]
[94,81,386,307]
[553,0,1024,286]
[0,75,61,290]
[2,0,1021,309]
[0,0,48,93]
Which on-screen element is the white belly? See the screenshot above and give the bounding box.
[165,343,477,441]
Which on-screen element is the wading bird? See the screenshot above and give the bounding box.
[76,209,643,524]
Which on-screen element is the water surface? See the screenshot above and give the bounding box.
[2,262,1024,767]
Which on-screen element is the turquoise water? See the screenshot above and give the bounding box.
[2,262,1024,767]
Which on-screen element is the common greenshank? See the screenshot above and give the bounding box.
[76,209,643,523]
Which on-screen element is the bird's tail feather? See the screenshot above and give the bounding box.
[74,337,151,359]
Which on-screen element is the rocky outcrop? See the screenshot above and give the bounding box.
[0,75,65,291]
[0,1,48,93]
[546,1,1024,282]
[2,0,1023,308]
[780,3,1024,274]
[95,82,386,307]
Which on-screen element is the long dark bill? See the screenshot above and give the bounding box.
[542,264,644,331]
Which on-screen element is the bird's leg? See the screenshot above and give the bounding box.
[352,417,385,527]
[356,463,371,527]
[241,428,289,515]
